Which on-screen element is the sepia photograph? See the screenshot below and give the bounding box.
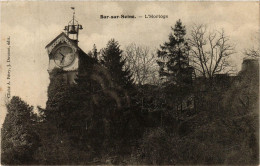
[0,1,259,165]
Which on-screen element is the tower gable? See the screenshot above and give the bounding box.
[45,9,87,85]
[46,32,79,55]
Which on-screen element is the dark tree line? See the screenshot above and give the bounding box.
[1,20,259,165]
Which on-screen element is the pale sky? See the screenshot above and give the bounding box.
[0,1,259,125]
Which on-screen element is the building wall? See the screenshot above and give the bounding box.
[241,58,259,73]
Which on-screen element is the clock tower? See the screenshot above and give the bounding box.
[45,8,86,84]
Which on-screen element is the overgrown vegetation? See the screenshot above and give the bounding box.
[1,20,259,165]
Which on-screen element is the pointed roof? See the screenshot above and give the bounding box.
[45,32,87,56]
[45,32,78,48]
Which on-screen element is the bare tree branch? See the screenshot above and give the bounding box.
[124,43,159,85]
[188,24,236,79]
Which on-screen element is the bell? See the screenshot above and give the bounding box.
[69,25,77,34]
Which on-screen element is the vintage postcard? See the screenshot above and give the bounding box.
[0,1,259,165]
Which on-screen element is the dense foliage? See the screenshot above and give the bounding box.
[1,20,258,165]
[101,39,134,89]
[157,19,191,86]
[1,97,39,165]
[157,20,193,112]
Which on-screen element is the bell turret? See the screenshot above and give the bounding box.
[64,7,83,45]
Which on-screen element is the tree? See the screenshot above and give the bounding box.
[225,58,259,164]
[124,43,159,85]
[157,19,191,86]
[88,44,99,60]
[157,19,193,112]
[244,48,260,58]
[45,68,72,128]
[92,44,98,60]
[188,24,236,80]
[101,39,133,89]
[244,31,260,58]
[1,96,39,165]
[100,39,145,156]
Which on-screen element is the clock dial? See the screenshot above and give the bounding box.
[54,46,75,67]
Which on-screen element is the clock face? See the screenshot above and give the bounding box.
[54,46,75,67]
